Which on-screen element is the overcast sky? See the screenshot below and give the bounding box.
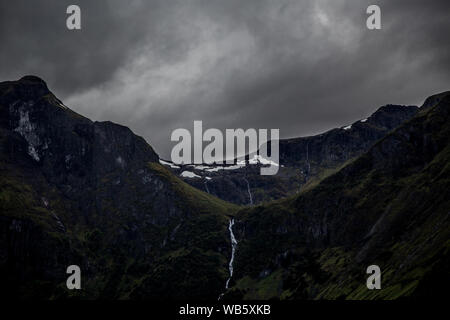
[1,0,449,158]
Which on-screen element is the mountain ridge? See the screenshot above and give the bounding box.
[227,92,450,299]
[0,75,237,299]
[0,75,448,300]
[167,102,419,205]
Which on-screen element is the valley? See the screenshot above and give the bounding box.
[0,76,448,300]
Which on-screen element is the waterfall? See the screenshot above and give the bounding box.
[226,219,238,288]
[305,140,311,179]
[243,178,253,205]
[218,218,238,300]
[204,180,210,194]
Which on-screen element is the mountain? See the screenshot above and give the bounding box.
[0,76,237,299]
[1,76,448,300]
[224,91,450,299]
[165,104,418,205]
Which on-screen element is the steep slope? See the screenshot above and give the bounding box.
[1,76,447,300]
[224,91,450,299]
[0,76,238,299]
[165,104,418,205]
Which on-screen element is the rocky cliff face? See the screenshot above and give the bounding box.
[168,103,418,205]
[0,76,236,299]
[226,92,450,299]
[278,104,419,168]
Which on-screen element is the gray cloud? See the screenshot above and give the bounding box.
[1,0,449,158]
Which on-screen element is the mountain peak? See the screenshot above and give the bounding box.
[19,75,47,84]
[0,75,51,100]
[420,90,450,110]
[18,75,50,92]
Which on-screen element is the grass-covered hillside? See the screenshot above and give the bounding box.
[226,91,450,300]
[1,76,448,300]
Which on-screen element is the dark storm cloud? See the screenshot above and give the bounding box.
[0,0,189,95]
[1,0,449,158]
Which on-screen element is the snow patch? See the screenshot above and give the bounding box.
[204,155,278,172]
[192,165,212,170]
[28,146,40,161]
[13,107,41,161]
[224,164,245,170]
[205,166,223,172]
[180,171,201,178]
[116,156,125,168]
[248,154,279,166]
[159,159,180,169]
[57,102,68,110]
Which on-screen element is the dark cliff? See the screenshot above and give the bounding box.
[0,76,237,299]
[170,103,419,205]
[227,91,450,299]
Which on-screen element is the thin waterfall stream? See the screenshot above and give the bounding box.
[218,218,238,300]
[305,140,311,178]
[243,177,253,205]
[204,180,210,194]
